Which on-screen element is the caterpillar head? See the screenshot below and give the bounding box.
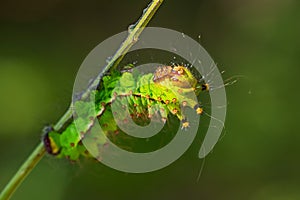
[153,66,197,88]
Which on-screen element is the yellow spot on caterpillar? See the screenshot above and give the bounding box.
[196,107,203,115]
[173,66,185,75]
[182,121,189,128]
[49,137,60,155]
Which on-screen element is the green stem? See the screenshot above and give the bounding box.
[0,142,45,200]
[0,0,164,199]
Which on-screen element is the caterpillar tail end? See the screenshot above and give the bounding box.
[42,126,61,156]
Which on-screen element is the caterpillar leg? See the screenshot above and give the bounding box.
[179,101,204,129]
[156,103,169,124]
[181,118,190,130]
[177,103,189,129]
[166,100,190,129]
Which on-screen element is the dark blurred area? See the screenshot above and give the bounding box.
[0,0,300,199]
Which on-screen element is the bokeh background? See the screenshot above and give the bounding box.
[0,0,299,199]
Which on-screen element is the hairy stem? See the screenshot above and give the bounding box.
[0,0,164,199]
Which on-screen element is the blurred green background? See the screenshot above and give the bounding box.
[0,0,299,199]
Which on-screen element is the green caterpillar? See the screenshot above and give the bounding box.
[43,65,209,160]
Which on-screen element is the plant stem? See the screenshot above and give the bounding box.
[0,142,45,200]
[0,0,164,199]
